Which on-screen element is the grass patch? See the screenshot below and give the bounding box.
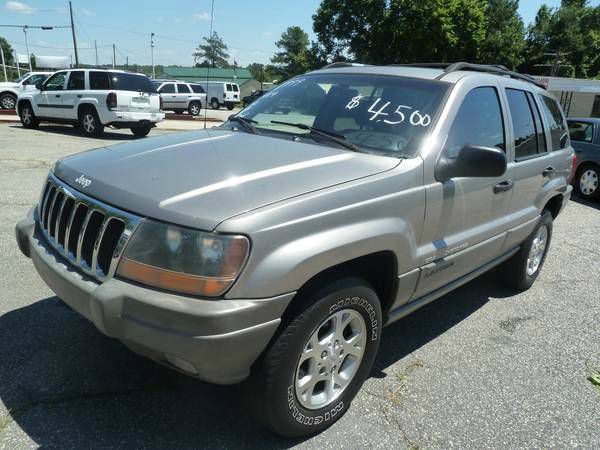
[0,410,14,433]
[586,362,600,391]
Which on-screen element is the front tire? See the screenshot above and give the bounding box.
[500,210,553,291]
[575,163,600,201]
[79,108,104,137]
[19,103,39,128]
[252,278,382,437]
[226,104,235,111]
[1,93,17,110]
[131,125,152,137]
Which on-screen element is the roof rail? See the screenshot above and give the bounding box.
[321,62,367,69]
[389,62,546,90]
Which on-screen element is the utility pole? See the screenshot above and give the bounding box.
[68,1,79,67]
[22,26,32,71]
[112,44,116,69]
[150,33,155,79]
[0,45,7,82]
[14,50,20,77]
[94,40,98,66]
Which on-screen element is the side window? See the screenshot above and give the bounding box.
[21,75,33,85]
[176,83,191,93]
[232,84,239,92]
[526,92,547,153]
[28,74,48,85]
[506,89,538,159]
[444,87,505,157]
[568,121,594,143]
[89,71,110,90]
[226,83,233,91]
[66,71,85,90]
[44,72,67,91]
[159,83,175,93]
[539,95,569,151]
[191,84,205,94]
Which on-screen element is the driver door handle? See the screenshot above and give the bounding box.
[55,94,61,98]
[494,179,514,193]
[543,166,555,177]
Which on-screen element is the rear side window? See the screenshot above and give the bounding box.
[67,71,85,90]
[89,71,110,90]
[159,83,175,93]
[108,72,157,93]
[445,87,505,157]
[190,84,205,94]
[539,95,569,151]
[177,83,191,93]
[568,121,594,143]
[226,83,233,91]
[232,84,239,92]
[506,89,538,159]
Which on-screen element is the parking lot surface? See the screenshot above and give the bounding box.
[0,122,599,449]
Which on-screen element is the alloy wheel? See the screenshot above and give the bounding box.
[2,96,16,109]
[83,113,95,134]
[526,225,548,276]
[21,108,31,125]
[294,309,366,410]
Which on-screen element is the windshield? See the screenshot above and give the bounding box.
[14,73,30,83]
[238,73,449,157]
[109,72,157,93]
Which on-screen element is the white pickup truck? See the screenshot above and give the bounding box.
[0,71,52,109]
[17,69,164,137]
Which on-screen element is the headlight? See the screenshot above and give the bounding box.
[116,220,249,297]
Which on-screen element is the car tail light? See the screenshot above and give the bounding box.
[106,92,117,110]
[568,152,577,183]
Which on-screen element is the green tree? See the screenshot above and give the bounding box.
[271,26,312,79]
[478,0,525,70]
[0,37,16,79]
[247,62,278,83]
[193,32,230,68]
[313,0,487,64]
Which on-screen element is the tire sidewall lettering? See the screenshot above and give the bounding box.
[329,295,379,341]
[287,385,344,426]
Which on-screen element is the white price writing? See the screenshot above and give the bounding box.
[346,96,431,127]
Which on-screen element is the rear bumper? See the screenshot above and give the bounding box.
[100,110,165,126]
[16,208,294,384]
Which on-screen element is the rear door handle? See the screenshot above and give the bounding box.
[77,94,82,98]
[55,94,61,98]
[543,166,555,177]
[494,179,514,193]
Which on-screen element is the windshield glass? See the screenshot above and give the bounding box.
[109,72,157,93]
[238,73,449,157]
[15,73,30,83]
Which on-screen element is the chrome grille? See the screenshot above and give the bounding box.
[37,173,141,282]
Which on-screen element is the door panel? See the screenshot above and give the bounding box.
[61,70,85,120]
[414,86,511,299]
[37,71,68,118]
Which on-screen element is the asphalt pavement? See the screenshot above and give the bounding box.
[0,122,598,449]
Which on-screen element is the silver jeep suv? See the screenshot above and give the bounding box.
[16,62,574,437]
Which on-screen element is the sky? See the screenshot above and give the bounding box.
[1,0,599,68]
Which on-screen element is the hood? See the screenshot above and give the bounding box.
[0,82,18,89]
[54,129,400,230]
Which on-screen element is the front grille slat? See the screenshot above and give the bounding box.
[36,174,141,282]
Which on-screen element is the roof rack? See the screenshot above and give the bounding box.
[321,62,368,69]
[390,62,546,90]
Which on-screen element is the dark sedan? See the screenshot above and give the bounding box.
[568,118,600,201]
[242,89,268,107]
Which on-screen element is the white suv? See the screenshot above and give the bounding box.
[153,80,206,115]
[17,69,164,137]
[0,71,53,110]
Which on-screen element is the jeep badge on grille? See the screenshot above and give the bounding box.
[75,174,91,188]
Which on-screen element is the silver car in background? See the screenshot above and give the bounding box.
[153,80,206,115]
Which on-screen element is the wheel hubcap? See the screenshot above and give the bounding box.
[2,97,15,109]
[579,169,598,195]
[191,104,199,114]
[22,108,31,124]
[294,309,366,410]
[526,225,548,276]
[83,114,95,133]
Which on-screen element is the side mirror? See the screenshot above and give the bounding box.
[35,81,44,91]
[436,145,507,182]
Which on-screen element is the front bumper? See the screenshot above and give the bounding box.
[16,208,294,384]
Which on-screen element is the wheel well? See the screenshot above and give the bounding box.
[17,99,31,111]
[1,91,17,98]
[282,251,398,323]
[77,103,96,118]
[543,194,563,219]
[211,97,219,103]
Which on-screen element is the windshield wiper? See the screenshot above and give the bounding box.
[270,120,359,152]
[228,115,258,134]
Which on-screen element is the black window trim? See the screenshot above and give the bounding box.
[537,93,569,152]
